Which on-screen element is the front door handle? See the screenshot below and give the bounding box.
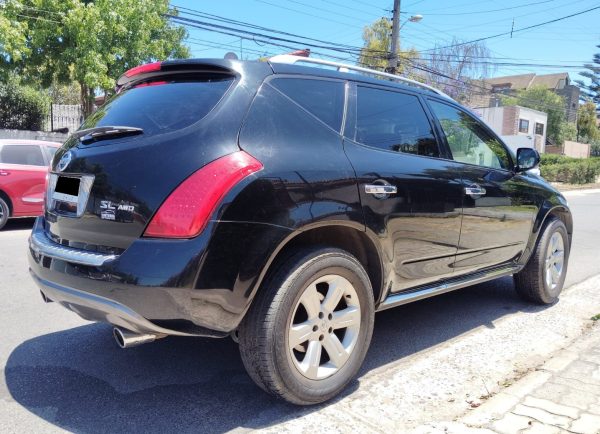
[365,184,397,195]
[465,184,486,198]
[0,170,10,176]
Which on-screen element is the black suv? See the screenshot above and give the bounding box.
[29,56,572,405]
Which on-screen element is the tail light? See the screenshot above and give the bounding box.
[124,61,162,77]
[143,151,263,239]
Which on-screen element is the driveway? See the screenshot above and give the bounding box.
[1,189,599,433]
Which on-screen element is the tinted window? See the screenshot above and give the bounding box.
[81,77,234,137]
[354,86,439,157]
[270,78,344,131]
[0,145,45,166]
[429,100,511,170]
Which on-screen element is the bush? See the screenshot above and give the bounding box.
[0,80,50,130]
[541,159,600,184]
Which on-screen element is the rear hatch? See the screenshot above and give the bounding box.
[45,59,268,253]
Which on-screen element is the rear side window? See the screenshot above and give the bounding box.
[354,86,439,157]
[0,145,46,166]
[270,78,345,132]
[81,77,234,137]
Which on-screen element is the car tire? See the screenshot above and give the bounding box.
[238,247,375,405]
[0,197,9,230]
[514,217,569,305]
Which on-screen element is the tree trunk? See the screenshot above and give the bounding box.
[79,82,95,118]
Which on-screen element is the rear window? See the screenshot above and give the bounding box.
[0,144,46,166]
[81,77,234,137]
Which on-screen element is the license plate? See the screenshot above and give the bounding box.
[52,176,80,204]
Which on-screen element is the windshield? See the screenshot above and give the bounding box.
[81,76,234,137]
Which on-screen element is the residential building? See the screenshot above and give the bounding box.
[470,72,580,123]
[473,105,547,153]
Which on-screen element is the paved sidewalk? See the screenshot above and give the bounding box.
[416,322,600,434]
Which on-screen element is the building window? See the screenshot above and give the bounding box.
[535,122,544,135]
[518,119,529,133]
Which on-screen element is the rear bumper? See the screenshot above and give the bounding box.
[28,216,292,337]
[27,216,239,338]
[31,270,196,337]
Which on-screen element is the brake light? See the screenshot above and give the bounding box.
[143,151,263,239]
[124,61,162,77]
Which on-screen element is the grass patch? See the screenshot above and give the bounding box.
[591,314,600,321]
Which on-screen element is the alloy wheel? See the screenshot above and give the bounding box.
[288,274,361,380]
[545,232,565,293]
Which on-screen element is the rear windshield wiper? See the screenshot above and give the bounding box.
[71,126,144,144]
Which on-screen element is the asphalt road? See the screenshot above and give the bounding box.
[1,190,599,433]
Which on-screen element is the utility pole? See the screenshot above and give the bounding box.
[388,0,401,74]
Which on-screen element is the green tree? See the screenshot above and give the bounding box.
[0,0,189,116]
[0,76,50,130]
[577,43,600,106]
[358,17,417,73]
[577,100,600,142]
[503,86,569,145]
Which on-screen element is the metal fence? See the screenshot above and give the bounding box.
[45,104,83,133]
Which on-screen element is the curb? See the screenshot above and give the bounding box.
[460,322,600,429]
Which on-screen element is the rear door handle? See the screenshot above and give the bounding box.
[465,184,486,198]
[0,170,10,176]
[365,184,397,195]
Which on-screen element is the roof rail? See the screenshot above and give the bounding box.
[268,54,452,100]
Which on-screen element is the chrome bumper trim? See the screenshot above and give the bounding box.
[29,218,117,267]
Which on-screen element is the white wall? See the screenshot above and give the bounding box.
[0,129,68,143]
[474,106,505,136]
[515,106,547,153]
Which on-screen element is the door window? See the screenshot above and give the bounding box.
[270,78,345,132]
[354,86,439,157]
[0,145,46,166]
[428,101,511,170]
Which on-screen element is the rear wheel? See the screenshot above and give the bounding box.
[514,218,569,304]
[238,247,374,405]
[0,198,9,230]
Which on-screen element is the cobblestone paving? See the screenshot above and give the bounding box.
[415,323,600,434]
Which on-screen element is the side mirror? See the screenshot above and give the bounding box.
[516,147,540,172]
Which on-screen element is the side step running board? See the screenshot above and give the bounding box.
[377,265,518,312]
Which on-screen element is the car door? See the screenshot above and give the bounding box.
[0,144,48,216]
[343,84,465,292]
[427,98,538,274]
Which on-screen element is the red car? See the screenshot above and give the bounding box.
[0,140,61,230]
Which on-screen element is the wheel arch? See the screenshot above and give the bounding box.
[520,204,573,266]
[253,223,385,306]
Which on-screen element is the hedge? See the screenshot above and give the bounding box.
[0,80,50,131]
[540,154,600,184]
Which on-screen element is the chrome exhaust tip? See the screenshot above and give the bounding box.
[40,290,52,303]
[113,327,158,349]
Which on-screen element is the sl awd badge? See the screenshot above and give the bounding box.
[99,200,135,223]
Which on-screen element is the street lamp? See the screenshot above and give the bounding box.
[402,14,423,28]
[388,13,423,73]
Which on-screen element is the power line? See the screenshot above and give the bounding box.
[406,0,557,16]
[421,3,600,51]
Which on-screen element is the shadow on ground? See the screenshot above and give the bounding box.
[5,276,547,433]
[2,218,36,232]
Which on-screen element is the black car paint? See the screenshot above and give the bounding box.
[29,58,572,336]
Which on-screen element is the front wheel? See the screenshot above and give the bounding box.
[238,247,375,405]
[0,197,9,230]
[514,218,570,304]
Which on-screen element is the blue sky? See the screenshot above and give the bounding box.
[172,0,600,81]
